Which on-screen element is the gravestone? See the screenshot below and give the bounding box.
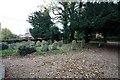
[71,40,77,50]
[58,40,63,47]
[41,40,49,51]
[36,41,41,47]
[81,39,85,49]
[51,41,58,50]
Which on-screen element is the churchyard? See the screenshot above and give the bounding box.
[0,40,119,79]
[0,1,120,79]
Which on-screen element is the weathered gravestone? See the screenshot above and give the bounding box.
[41,40,49,51]
[81,39,85,49]
[36,41,41,47]
[71,40,77,50]
[51,41,58,50]
[58,40,63,47]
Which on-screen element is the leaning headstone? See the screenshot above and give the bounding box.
[36,41,41,47]
[58,40,63,47]
[41,40,49,51]
[51,41,58,50]
[71,40,77,50]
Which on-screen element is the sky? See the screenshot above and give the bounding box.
[0,0,51,35]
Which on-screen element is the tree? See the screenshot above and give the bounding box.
[1,28,15,39]
[49,25,61,42]
[28,8,53,40]
[77,2,120,43]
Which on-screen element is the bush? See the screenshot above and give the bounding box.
[18,46,36,56]
[0,43,9,50]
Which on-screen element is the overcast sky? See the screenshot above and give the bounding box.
[0,0,51,35]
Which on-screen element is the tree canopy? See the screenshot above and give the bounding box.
[51,1,120,42]
[1,28,16,39]
[28,8,53,40]
[28,1,120,42]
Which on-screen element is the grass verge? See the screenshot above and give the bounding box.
[0,49,17,56]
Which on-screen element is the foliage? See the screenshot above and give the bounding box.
[8,43,18,49]
[49,25,61,42]
[52,1,120,42]
[74,31,81,40]
[18,46,36,56]
[0,43,9,50]
[28,8,53,40]
[1,28,16,39]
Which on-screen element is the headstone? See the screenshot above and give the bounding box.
[98,43,102,48]
[41,40,49,51]
[58,40,63,47]
[36,41,41,47]
[81,39,85,49]
[71,40,77,50]
[51,41,58,50]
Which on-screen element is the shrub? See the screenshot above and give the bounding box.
[0,43,9,50]
[18,46,36,56]
[9,43,17,49]
[29,41,35,47]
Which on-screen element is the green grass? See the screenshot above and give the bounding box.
[34,44,73,55]
[0,43,86,56]
[35,47,65,55]
[0,49,17,56]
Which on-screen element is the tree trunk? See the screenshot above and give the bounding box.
[69,31,75,42]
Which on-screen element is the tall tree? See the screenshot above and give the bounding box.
[28,8,53,40]
[49,25,61,42]
[1,28,15,39]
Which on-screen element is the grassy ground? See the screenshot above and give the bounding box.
[0,49,17,56]
[2,43,119,78]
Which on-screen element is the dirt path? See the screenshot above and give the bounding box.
[1,43,119,79]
